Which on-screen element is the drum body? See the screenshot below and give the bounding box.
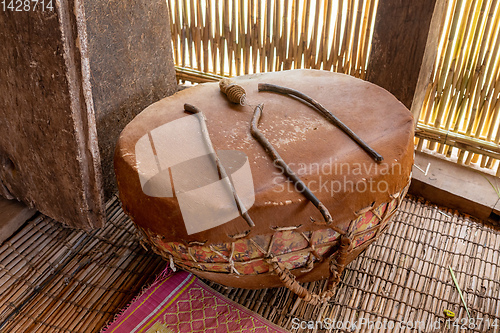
[114,70,414,290]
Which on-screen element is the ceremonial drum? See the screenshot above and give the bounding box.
[115,70,414,304]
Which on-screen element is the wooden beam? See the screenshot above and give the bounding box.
[84,0,177,199]
[0,197,36,245]
[410,151,500,222]
[411,0,449,126]
[367,0,439,109]
[0,2,105,229]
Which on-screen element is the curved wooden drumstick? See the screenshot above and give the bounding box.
[219,79,343,230]
[258,83,384,163]
[250,103,348,233]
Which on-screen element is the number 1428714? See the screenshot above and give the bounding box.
[2,0,53,11]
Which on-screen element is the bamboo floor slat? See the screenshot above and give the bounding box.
[0,194,499,332]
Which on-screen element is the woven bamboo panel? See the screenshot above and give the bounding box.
[1,195,499,332]
[167,0,378,79]
[416,0,500,177]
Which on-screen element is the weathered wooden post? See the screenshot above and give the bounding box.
[366,0,446,114]
[0,0,177,231]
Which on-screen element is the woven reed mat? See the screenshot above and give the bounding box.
[0,195,165,333]
[0,194,499,332]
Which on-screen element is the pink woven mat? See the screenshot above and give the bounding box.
[101,269,289,333]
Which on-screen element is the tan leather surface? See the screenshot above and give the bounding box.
[115,69,414,244]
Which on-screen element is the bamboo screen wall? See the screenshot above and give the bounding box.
[415,0,500,177]
[167,0,378,81]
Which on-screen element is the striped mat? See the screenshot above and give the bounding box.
[101,269,288,333]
